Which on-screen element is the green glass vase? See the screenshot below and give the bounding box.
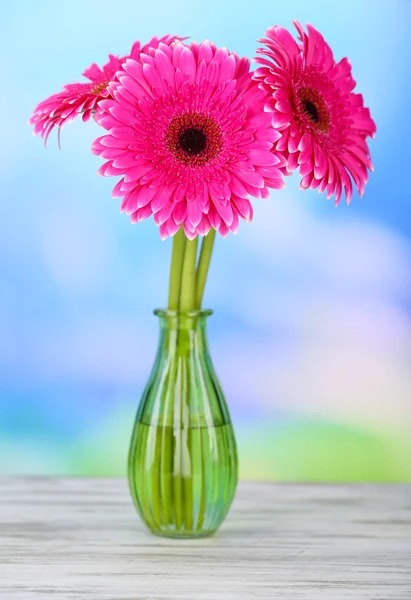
[127,309,238,539]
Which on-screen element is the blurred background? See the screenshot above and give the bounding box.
[1,0,410,481]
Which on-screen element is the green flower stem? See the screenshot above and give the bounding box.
[168,227,186,311]
[179,237,199,312]
[195,229,216,309]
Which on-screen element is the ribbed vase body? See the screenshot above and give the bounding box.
[128,310,238,538]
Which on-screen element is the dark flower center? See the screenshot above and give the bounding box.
[178,127,208,156]
[167,112,222,167]
[297,87,330,133]
[91,81,108,96]
[302,99,319,123]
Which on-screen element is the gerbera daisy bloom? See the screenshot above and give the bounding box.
[29,35,183,144]
[254,21,376,204]
[92,40,285,239]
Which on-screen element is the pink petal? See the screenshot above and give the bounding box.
[248,149,277,166]
[213,198,234,226]
[196,215,211,236]
[130,203,153,223]
[172,201,187,224]
[187,201,203,227]
[167,218,181,237]
[298,131,313,153]
[231,164,265,188]
[232,196,253,220]
[179,46,197,81]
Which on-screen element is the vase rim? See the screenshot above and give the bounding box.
[154,308,213,319]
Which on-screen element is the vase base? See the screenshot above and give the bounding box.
[149,528,218,540]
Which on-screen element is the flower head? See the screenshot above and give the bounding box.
[254,21,376,204]
[92,40,285,239]
[29,35,183,144]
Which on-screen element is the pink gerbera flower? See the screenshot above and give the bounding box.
[254,21,376,204]
[92,40,285,239]
[29,35,183,144]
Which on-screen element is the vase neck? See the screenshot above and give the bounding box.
[135,308,230,429]
[154,309,212,357]
[154,309,213,332]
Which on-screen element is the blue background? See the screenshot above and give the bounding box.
[1,0,410,479]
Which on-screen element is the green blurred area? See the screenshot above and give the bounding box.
[238,420,411,482]
[64,408,411,482]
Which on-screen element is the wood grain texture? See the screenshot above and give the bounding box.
[0,478,410,599]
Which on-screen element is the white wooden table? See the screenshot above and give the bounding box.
[0,478,410,599]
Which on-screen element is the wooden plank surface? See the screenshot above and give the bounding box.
[0,478,410,599]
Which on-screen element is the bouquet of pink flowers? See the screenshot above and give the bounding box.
[31,22,375,313]
[30,22,375,539]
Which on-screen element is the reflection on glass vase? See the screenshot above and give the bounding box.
[128,309,238,539]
